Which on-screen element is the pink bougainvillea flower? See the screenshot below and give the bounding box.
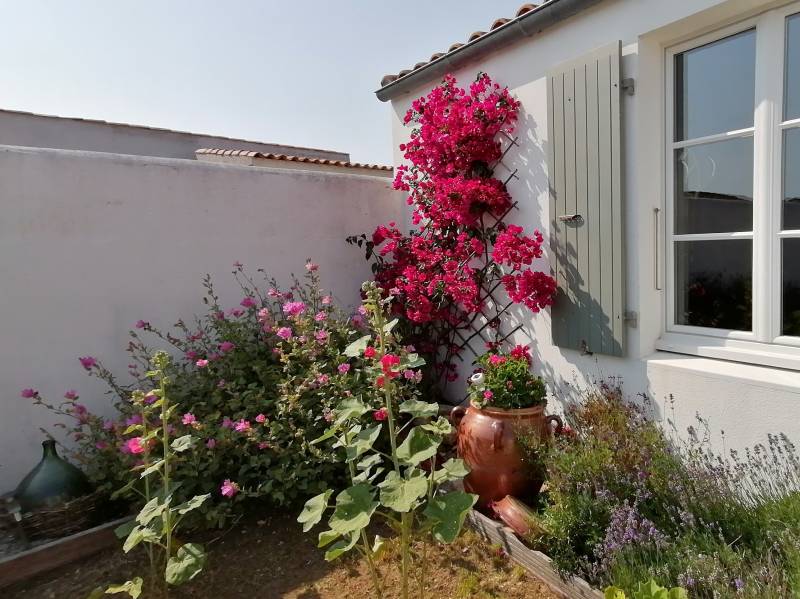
[282,301,306,316]
[510,344,532,365]
[373,407,388,421]
[219,341,236,353]
[305,261,318,272]
[182,413,197,426]
[220,479,240,498]
[206,438,217,449]
[314,311,326,322]
[322,295,332,306]
[315,330,329,342]
[488,355,507,366]
[135,319,150,329]
[79,356,97,370]
[234,419,251,433]
[317,374,330,385]
[255,413,266,424]
[240,296,257,308]
[337,363,351,374]
[276,327,293,340]
[221,417,234,429]
[125,437,145,455]
[196,358,209,368]
[364,346,376,359]
[64,390,78,400]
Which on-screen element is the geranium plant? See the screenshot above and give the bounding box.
[297,282,477,599]
[468,345,546,410]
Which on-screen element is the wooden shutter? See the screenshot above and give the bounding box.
[547,41,625,356]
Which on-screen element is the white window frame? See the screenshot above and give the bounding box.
[658,3,800,371]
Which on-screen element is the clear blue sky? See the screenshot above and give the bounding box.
[0,1,525,165]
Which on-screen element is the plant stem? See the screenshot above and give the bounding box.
[348,462,384,598]
[141,403,157,586]
[159,373,172,598]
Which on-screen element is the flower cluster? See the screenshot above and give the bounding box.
[468,345,546,410]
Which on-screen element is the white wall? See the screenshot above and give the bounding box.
[0,145,401,492]
[386,0,800,451]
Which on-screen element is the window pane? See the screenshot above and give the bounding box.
[786,14,800,121]
[675,138,753,234]
[675,29,756,141]
[675,239,752,331]
[783,238,800,335]
[785,129,800,229]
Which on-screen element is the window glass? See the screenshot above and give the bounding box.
[675,239,752,331]
[675,138,753,234]
[675,29,756,141]
[783,238,800,335]
[786,13,800,121]
[784,129,800,229]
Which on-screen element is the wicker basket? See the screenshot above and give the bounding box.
[19,489,103,540]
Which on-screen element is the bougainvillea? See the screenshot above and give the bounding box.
[352,74,556,384]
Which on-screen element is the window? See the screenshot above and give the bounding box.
[664,5,800,364]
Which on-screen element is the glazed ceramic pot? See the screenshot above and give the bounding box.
[451,402,562,511]
[14,440,92,512]
[491,495,539,538]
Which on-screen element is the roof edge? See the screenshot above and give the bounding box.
[375,0,603,102]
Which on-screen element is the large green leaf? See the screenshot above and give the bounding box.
[136,496,166,526]
[173,494,210,515]
[604,588,627,599]
[344,335,372,357]
[421,416,453,436]
[329,484,378,535]
[170,434,194,453]
[122,525,160,553]
[345,425,382,462]
[356,453,383,471]
[631,580,688,599]
[165,543,206,585]
[334,396,369,427]
[324,531,359,561]
[378,470,428,513]
[398,399,439,419]
[423,491,477,543]
[432,458,470,484]
[396,427,439,466]
[105,577,143,598]
[404,353,426,369]
[298,490,333,532]
[317,529,340,548]
[139,459,165,479]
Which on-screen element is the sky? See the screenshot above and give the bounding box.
[0,1,526,165]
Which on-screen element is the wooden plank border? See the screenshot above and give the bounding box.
[0,516,131,589]
[467,509,603,599]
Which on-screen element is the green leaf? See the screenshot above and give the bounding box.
[423,491,477,543]
[173,494,210,515]
[122,525,160,553]
[345,425,382,462]
[371,535,387,560]
[396,427,439,466]
[378,470,428,512]
[165,543,206,585]
[356,453,383,471]
[334,396,369,426]
[170,434,194,453]
[105,577,143,598]
[398,399,439,419]
[421,416,453,436]
[324,531,359,561]
[110,479,138,501]
[329,484,378,535]
[122,424,143,435]
[668,590,688,599]
[317,529,340,548]
[114,519,136,540]
[404,354,426,369]
[136,496,165,525]
[432,458,470,484]
[139,459,165,479]
[383,318,399,333]
[86,586,106,599]
[310,427,338,445]
[298,490,333,532]
[604,587,627,599]
[344,335,371,357]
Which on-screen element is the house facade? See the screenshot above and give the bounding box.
[378,0,800,450]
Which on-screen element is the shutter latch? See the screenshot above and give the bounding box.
[621,78,635,95]
[623,311,638,328]
[558,214,584,224]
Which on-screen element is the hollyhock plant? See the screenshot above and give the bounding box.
[220,479,239,498]
[79,356,97,370]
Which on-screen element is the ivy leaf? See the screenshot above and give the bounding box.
[173,494,210,515]
[105,577,143,598]
[122,525,160,553]
[378,470,428,513]
[328,484,378,535]
[345,425,382,462]
[344,335,371,357]
[334,396,369,427]
[298,490,333,532]
[136,496,166,526]
[317,529,340,548]
[324,531,359,561]
[398,399,439,419]
[165,543,206,585]
[396,427,439,466]
[421,416,453,436]
[423,491,477,543]
[170,435,194,453]
[432,458,470,484]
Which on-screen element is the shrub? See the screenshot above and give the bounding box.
[467,344,546,410]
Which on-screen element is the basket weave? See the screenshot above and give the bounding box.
[19,489,103,540]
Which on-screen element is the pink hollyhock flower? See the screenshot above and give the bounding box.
[20,388,38,399]
[314,311,326,322]
[79,356,97,370]
[322,408,334,423]
[125,437,145,455]
[206,438,217,449]
[364,346,376,359]
[144,392,158,404]
[103,419,115,431]
[229,308,244,318]
[373,407,388,421]
[381,354,401,378]
[405,345,416,353]
[220,479,239,498]
[277,327,293,340]
[298,335,307,343]
[234,419,251,433]
[126,414,143,426]
[403,369,415,380]
[64,390,78,400]
[483,390,494,400]
[338,363,351,374]
[322,295,332,306]
[255,413,266,423]
[358,305,368,316]
[375,375,386,388]
[219,341,236,353]
[221,417,234,429]
[305,261,318,272]
[282,301,306,316]
[317,374,330,385]
[196,358,209,368]
[185,350,199,361]
[351,314,364,327]
[240,297,256,308]
[267,288,280,298]
[208,353,221,362]
[135,320,150,329]
[315,330,329,342]
[95,440,109,450]
[182,413,196,426]
[217,379,226,388]
[257,308,271,323]
[215,311,225,320]
[258,441,271,450]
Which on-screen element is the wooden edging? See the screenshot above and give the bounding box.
[0,516,131,589]
[467,509,603,599]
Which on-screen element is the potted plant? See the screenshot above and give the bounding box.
[450,345,561,510]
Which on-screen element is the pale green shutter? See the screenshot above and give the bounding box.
[547,41,625,356]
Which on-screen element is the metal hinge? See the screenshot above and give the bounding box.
[623,311,638,328]
[621,78,635,95]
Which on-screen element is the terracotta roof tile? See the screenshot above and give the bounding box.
[195,148,393,172]
[379,3,542,90]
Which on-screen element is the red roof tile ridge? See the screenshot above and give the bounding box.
[195,148,393,171]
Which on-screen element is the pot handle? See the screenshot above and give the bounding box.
[450,406,466,428]
[546,414,564,435]
[492,420,504,451]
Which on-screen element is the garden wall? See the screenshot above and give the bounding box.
[0,144,401,493]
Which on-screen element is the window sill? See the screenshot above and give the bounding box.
[655,332,800,372]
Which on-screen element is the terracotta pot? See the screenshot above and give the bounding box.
[491,495,538,538]
[451,402,562,511]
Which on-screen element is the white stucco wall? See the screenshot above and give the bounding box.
[0,144,401,492]
[386,0,800,450]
